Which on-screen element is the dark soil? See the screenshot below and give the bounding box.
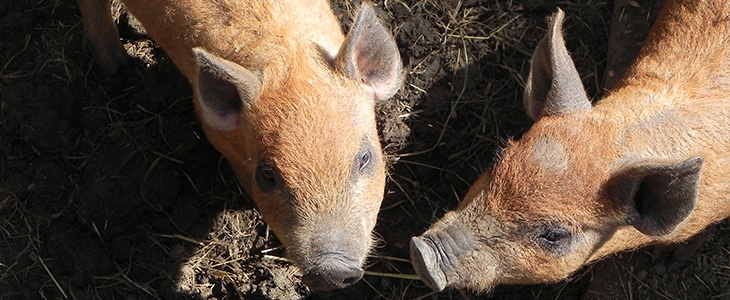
[1,0,728,299]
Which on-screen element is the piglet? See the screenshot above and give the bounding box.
[411,0,730,292]
[77,0,404,291]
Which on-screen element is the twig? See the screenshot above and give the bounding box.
[446,16,519,40]
[29,252,68,299]
[364,270,421,280]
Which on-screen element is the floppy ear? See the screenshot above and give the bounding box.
[607,156,703,236]
[193,47,261,131]
[335,4,404,101]
[523,9,591,121]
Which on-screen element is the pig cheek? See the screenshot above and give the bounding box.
[251,189,297,246]
[515,229,604,284]
[488,239,544,285]
[347,156,387,261]
[542,228,605,280]
[512,248,571,283]
[229,158,297,244]
[470,239,567,286]
[445,219,506,290]
[451,247,503,291]
[357,160,386,233]
[569,228,606,268]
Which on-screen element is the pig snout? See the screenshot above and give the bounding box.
[410,223,476,291]
[291,223,374,291]
[300,254,363,291]
[410,236,451,291]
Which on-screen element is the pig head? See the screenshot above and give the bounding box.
[187,5,403,291]
[411,1,730,292]
[77,0,404,291]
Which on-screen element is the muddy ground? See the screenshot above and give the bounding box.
[2,0,729,299]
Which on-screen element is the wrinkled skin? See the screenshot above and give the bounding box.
[77,0,404,291]
[412,0,730,292]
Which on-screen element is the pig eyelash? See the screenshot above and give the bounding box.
[358,150,371,172]
[535,225,572,255]
[255,163,279,192]
[354,143,376,175]
[539,230,570,243]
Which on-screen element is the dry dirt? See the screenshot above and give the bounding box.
[1,0,729,299]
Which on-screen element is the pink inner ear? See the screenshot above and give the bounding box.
[199,97,240,132]
[353,39,374,81]
[339,4,403,101]
[356,56,372,82]
[367,77,390,100]
[373,59,403,100]
[352,42,402,100]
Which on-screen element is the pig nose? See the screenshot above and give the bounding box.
[410,236,449,291]
[301,256,363,291]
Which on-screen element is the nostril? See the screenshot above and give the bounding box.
[410,236,449,292]
[340,270,363,286]
[301,261,363,291]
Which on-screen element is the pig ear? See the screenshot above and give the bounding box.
[193,47,261,131]
[523,9,591,121]
[608,157,703,236]
[336,4,404,101]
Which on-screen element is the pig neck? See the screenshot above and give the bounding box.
[121,0,345,80]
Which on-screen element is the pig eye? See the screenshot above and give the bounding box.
[536,226,572,255]
[255,163,278,192]
[358,150,371,172]
[540,230,570,243]
[354,146,375,175]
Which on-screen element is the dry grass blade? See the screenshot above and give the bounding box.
[29,252,68,299]
[364,270,420,281]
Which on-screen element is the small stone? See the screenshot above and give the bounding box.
[653,264,666,275]
[649,278,659,290]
